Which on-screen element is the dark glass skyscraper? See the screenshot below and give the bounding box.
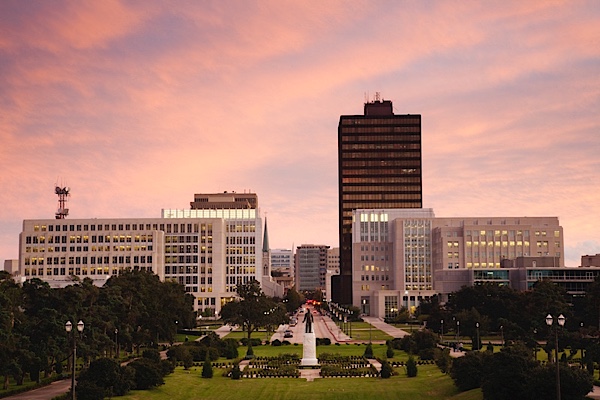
[334,99,422,304]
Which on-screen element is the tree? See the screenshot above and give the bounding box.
[283,287,304,313]
[220,280,285,340]
[480,343,540,400]
[450,351,489,391]
[76,358,134,398]
[202,359,213,378]
[129,358,164,390]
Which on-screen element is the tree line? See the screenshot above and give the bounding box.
[0,270,195,389]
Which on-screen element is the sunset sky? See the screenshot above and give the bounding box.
[1,1,599,268]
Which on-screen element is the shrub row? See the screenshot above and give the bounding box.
[320,365,379,377]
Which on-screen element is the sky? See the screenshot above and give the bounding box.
[1,1,599,268]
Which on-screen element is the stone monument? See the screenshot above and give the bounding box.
[300,309,319,367]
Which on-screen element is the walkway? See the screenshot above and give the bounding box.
[361,316,409,339]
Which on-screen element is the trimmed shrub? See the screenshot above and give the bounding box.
[231,364,242,380]
[380,360,393,379]
[406,356,418,377]
[364,343,374,359]
[202,359,213,379]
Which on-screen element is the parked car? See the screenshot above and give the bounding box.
[284,330,293,338]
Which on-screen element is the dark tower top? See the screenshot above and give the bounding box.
[364,100,393,116]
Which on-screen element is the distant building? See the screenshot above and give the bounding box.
[295,244,329,292]
[336,97,422,304]
[18,191,283,315]
[271,248,293,277]
[352,208,566,318]
[3,259,19,276]
[582,254,600,267]
[325,248,340,301]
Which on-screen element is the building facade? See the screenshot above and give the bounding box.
[352,208,566,318]
[295,244,329,292]
[17,192,284,315]
[271,248,293,277]
[336,98,422,304]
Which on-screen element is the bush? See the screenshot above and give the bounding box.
[245,342,254,359]
[434,348,452,374]
[129,358,164,390]
[364,343,374,359]
[202,359,213,379]
[76,358,134,398]
[406,356,418,377]
[418,347,435,360]
[317,338,332,346]
[450,351,487,391]
[271,339,282,346]
[240,338,262,347]
[231,364,242,380]
[386,343,394,359]
[142,349,161,363]
[380,360,393,379]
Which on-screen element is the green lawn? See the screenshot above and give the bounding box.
[118,364,475,400]
[345,322,394,341]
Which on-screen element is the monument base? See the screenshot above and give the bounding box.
[300,331,319,367]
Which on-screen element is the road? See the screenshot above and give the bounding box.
[271,306,351,344]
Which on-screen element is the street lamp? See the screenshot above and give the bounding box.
[546,313,566,400]
[114,328,119,359]
[533,328,538,360]
[475,322,480,351]
[65,320,84,400]
[500,325,504,347]
[440,319,444,345]
[456,320,460,344]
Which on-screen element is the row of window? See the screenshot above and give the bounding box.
[466,230,560,238]
[360,275,390,281]
[33,223,206,234]
[24,265,152,276]
[24,255,153,265]
[25,245,153,253]
[26,234,154,244]
[342,143,421,150]
[342,176,421,184]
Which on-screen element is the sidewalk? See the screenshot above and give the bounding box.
[362,316,409,339]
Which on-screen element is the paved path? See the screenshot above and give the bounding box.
[2,379,71,400]
[587,386,600,399]
[362,316,409,339]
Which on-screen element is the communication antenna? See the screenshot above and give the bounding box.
[374,92,381,102]
[54,184,70,219]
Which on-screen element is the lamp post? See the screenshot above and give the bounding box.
[65,320,84,400]
[440,319,444,345]
[533,329,538,360]
[546,313,566,400]
[114,328,119,359]
[475,322,480,351]
[456,320,460,344]
[500,325,504,347]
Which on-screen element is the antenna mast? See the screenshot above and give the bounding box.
[55,185,70,219]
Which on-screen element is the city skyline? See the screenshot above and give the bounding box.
[1,1,599,268]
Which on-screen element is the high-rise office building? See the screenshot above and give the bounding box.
[295,244,329,292]
[335,98,422,303]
